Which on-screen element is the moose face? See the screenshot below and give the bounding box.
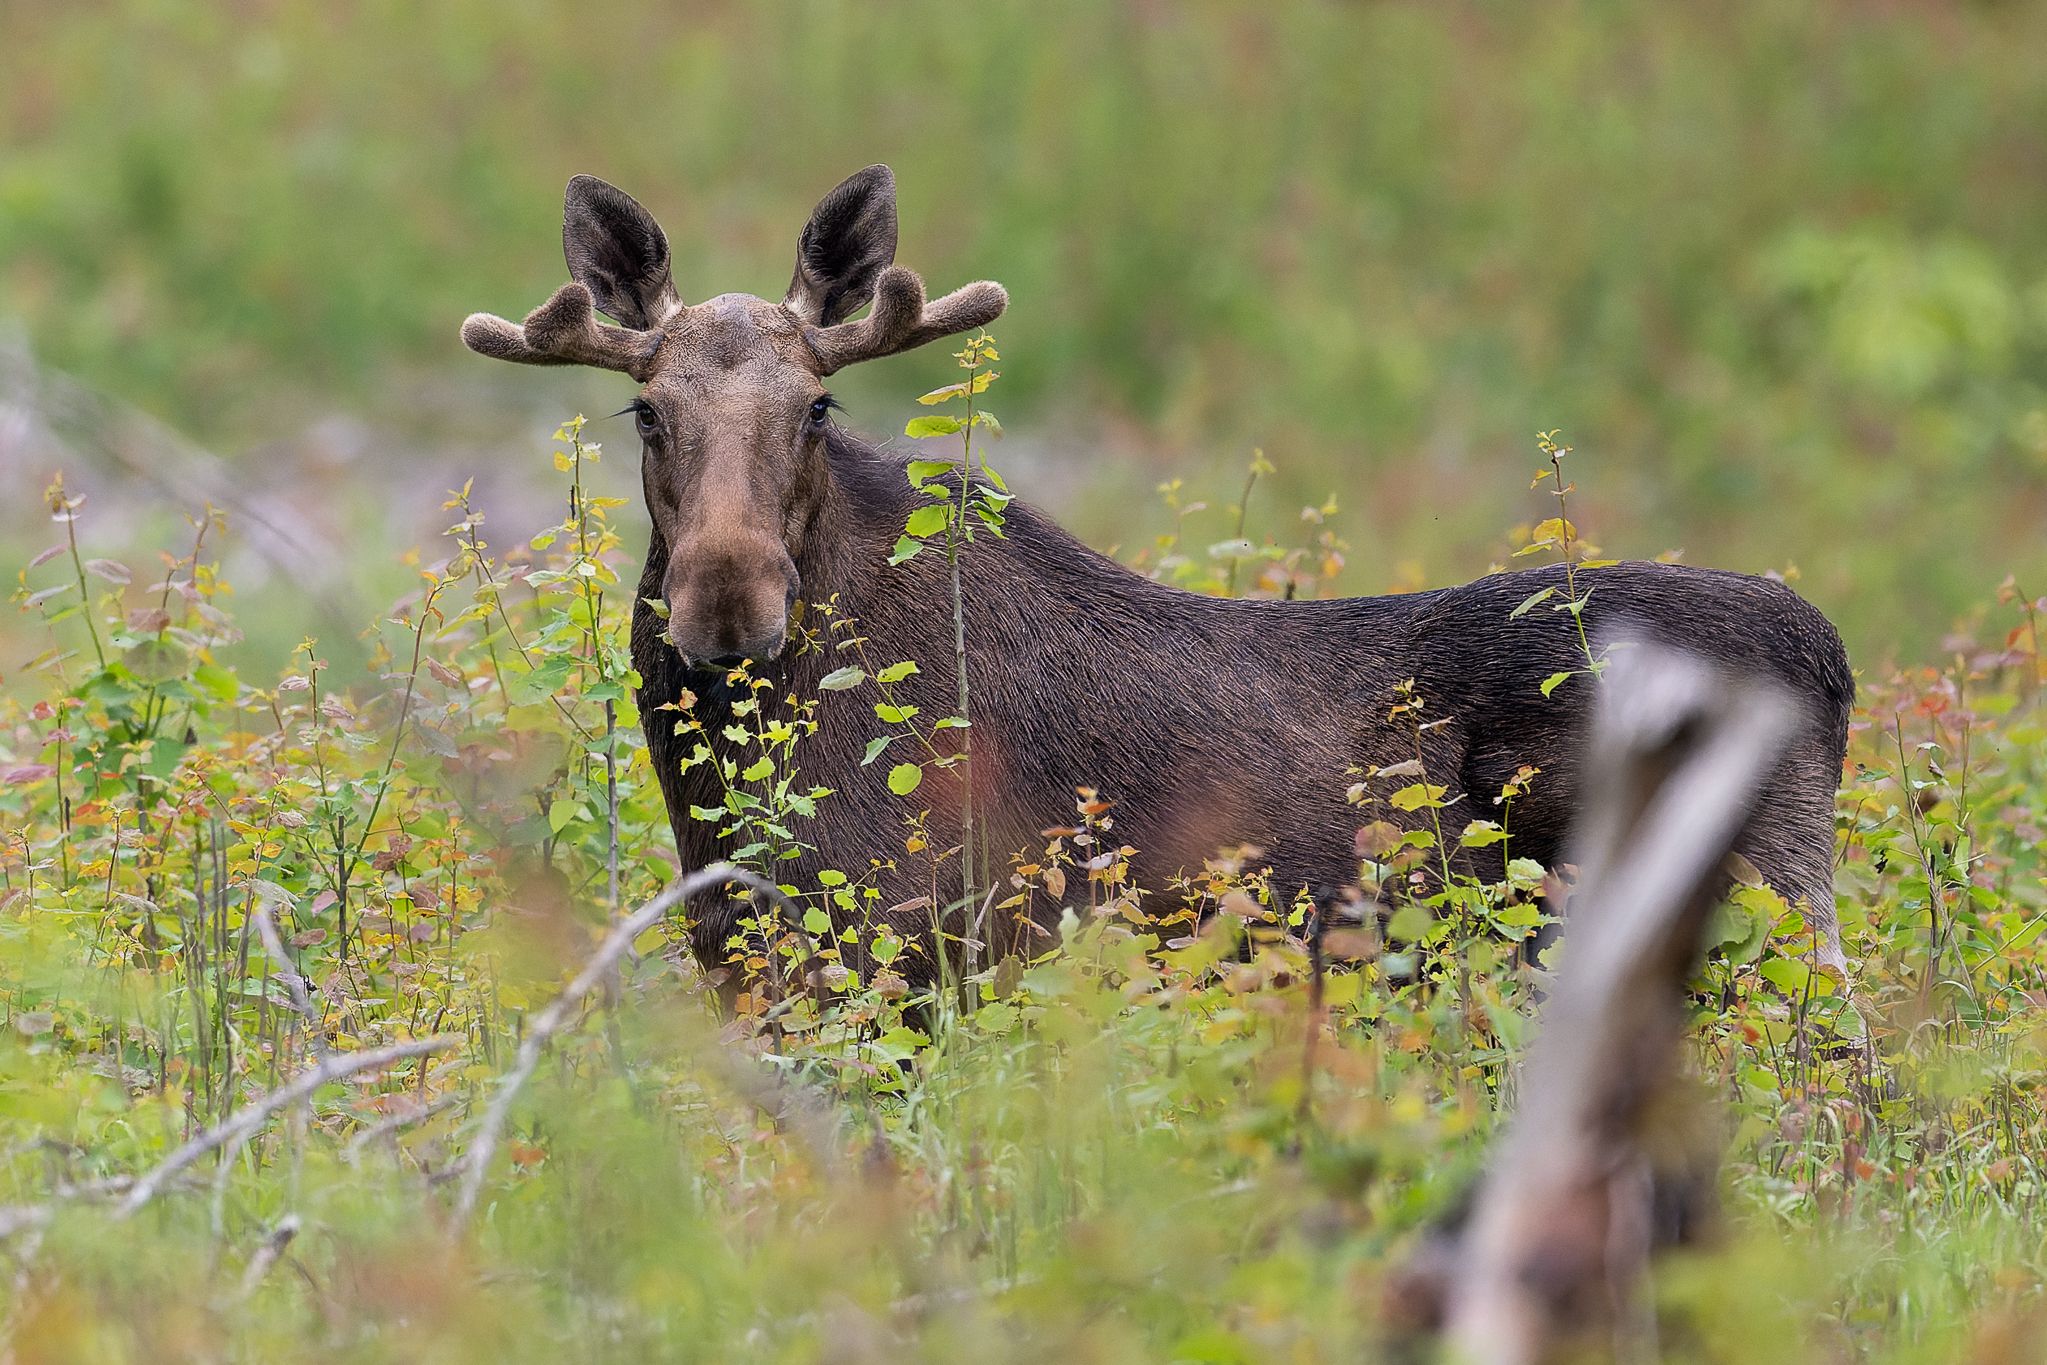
[629,293,833,667]
[461,166,1005,668]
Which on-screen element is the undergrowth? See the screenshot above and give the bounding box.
[0,395,2043,1362]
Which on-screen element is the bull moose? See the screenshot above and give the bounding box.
[461,165,1853,982]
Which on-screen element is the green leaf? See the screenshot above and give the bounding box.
[862,736,892,766]
[507,657,575,706]
[1509,586,1556,619]
[1539,671,1574,698]
[875,702,919,724]
[1387,782,1448,812]
[905,415,964,439]
[124,639,186,684]
[875,661,919,684]
[819,666,866,691]
[1759,957,1812,997]
[802,907,832,935]
[740,756,774,782]
[904,504,951,539]
[547,798,577,834]
[916,371,995,405]
[191,662,239,703]
[907,459,957,483]
[640,596,670,619]
[887,762,923,796]
[888,536,923,566]
[817,870,847,887]
[1386,903,1432,942]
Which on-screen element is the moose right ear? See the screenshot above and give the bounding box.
[561,175,680,329]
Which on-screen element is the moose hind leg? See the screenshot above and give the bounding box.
[1731,753,1844,971]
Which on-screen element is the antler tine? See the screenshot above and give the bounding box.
[807,265,1008,376]
[461,282,665,380]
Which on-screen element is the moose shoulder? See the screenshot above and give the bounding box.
[462,165,1854,979]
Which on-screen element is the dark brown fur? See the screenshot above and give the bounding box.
[633,435,1851,973]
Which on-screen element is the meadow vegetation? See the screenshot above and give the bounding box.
[5,3,2047,1358]
[0,341,2043,1358]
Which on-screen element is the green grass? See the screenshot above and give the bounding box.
[1,402,2043,1361]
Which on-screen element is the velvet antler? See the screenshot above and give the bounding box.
[805,265,1008,376]
[460,282,665,381]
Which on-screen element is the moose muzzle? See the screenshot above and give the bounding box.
[662,537,799,668]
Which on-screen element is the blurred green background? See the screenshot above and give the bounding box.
[4,0,2046,664]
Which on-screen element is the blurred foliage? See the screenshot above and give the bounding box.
[0,408,2044,1359]
[3,0,2047,658]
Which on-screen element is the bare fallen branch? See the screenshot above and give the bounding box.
[231,1214,301,1305]
[450,862,833,1229]
[1405,643,1802,1364]
[342,1093,463,1164]
[253,901,331,1064]
[115,1035,460,1219]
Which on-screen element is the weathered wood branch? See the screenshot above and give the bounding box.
[1405,643,1803,1364]
[115,1035,461,1219]
[449,861,836,1229]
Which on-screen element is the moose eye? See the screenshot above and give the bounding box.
[809,394,835,427]
[633,402,661,441]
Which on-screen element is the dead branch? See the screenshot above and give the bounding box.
[253,900,331,1064]
[1406,643,1802,1364]
[230,1214,301,1305]
[449,861,835,1229]
[342,1093,463,1164]
[115,1035,460,1219]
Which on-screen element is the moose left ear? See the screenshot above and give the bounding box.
[784,165,899,327]
[563,175,680,329]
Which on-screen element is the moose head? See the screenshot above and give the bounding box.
[461,165,1007,666]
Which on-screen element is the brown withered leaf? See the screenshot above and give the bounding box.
[1319,927,1378,960]
[1355,821,1404,860]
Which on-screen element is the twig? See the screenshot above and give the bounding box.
[231,1214,300,1304]
[253,901,331,1063]
[0,1206,51,1241]
[342,1093,463,1163]
[115,1036,459,1219]
[449,862,827,1228]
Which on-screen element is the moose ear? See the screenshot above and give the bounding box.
[784,165,899,327]
[561,175,680,329]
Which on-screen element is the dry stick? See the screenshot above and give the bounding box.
[449,863,832,1229]
[231,1214,300,1305]
[253,902,331,1064]
[342,1093,463,1164]
[206,903,341,1238]
[1433,645,1800,1365]
[115,1036,460,1220]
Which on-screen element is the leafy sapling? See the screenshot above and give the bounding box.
[892,332,1010,921]
[1510,430,1616,697]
